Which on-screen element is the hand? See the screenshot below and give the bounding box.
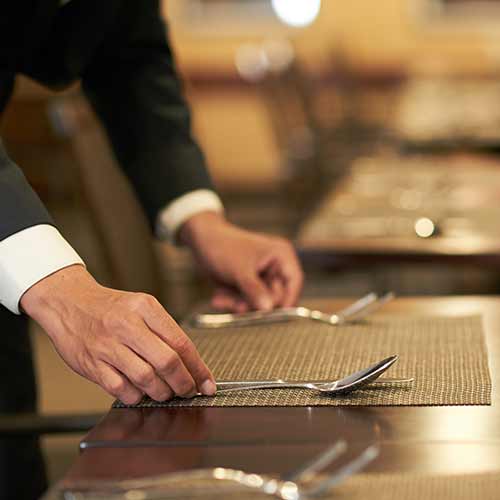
[179,212,304,312]
[20,265,216,404]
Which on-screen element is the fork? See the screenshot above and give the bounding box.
[183,291,394,329]
[61,441,379,500]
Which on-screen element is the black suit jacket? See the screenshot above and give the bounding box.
[0,0,214,241]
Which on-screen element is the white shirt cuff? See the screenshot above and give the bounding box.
[156,189,224,244]
[0,225,85,314]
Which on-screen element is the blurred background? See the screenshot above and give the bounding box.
[4,0,500,491]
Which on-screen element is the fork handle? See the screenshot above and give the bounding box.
[190,308,301,328]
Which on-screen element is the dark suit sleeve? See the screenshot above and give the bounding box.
[0,73,54,241]
[0,139,54,242]
[81,0,215,227]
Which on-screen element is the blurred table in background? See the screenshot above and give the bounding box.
[297,153,500,296]
[392,77,500,152]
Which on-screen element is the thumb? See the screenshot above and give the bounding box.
[237,273,274,311]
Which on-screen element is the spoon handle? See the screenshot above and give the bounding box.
[212,378,413,394]
[215,381,307,393]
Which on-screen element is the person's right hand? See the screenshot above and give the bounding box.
[20,265,216,405]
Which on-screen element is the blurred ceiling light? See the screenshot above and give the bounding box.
[271,0,321,27]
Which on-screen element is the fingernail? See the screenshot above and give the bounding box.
[201,379,217,396]
[258,297,273,311]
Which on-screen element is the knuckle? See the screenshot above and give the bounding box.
[135,365,156,387]
[130,293,157,311]
[106,377,127,396]
[160,353,182,376]
[172,335,195,358]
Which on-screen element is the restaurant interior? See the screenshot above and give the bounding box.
[3,0,500,498]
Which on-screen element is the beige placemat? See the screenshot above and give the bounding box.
[113,315,491,408]
[52,471,500,500]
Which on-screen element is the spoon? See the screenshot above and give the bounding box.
[211,355,403,396]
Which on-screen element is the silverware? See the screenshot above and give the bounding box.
[207,355,401,396]
[215,376,413,391]
[61,441,379,500]
[183,291,394,329]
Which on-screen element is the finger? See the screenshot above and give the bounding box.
[212,287,249,312]
[212,287,240,311]
[280,256,304,307]
[110,344,174,402]
[96,361,143,405]
[141,299,216,395]
[268,277,286,307]
[263,247,303,307]
[265,260,282,280]
[211,294,233,311]
[237,272,274,311]
[234,299,250,313]
[261,261,286,304]
[125,328,197,398]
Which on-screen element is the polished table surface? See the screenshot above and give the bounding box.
[59,297,500,487]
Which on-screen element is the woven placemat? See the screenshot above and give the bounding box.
[113,315,491,408]
[55,471,500,500]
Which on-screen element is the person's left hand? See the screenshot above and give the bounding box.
[179,212,304,312]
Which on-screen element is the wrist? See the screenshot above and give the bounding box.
[178,211,228,248]
[20,264,93,319]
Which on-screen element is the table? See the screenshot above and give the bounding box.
[297,154,500,267]
[46,296,499,497]
[392,77,500,150]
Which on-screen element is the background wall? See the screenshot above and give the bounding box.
[162,0,500,191]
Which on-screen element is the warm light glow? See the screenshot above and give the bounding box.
[271,0,321,27]
[235,45,269,82]
[414,217,436,238]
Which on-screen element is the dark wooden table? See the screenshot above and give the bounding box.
[53,297,500,493]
